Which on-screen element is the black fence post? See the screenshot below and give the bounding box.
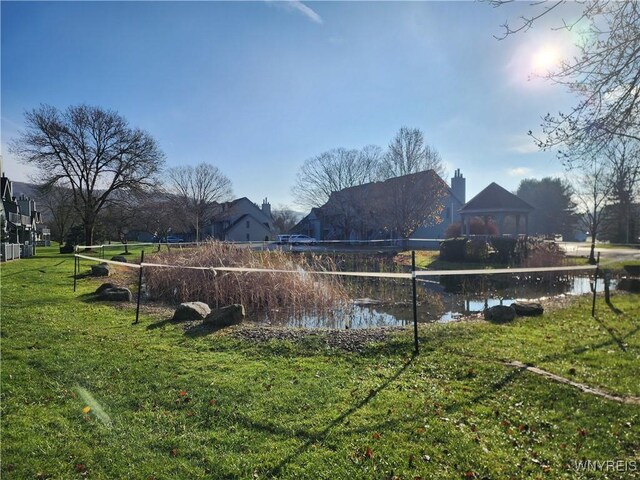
[591,252,600,317]
[412,250,419,354]
[135,250,145,325]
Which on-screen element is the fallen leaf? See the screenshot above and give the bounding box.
[74,464,86,473]
[178,390,187,397]
[82,406,91,414]
[170,448,178,457]
[209,399,216,406]
[365,447,374,459]
[372,432,381,439]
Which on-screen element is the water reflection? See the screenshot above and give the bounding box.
[256,274,612,329]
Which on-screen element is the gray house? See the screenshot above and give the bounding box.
[294,169,466,244]
[1,174,46,260]
[206,197,275,242]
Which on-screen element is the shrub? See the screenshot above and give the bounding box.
[490,237,517,264]
[466,237,489,262]
[439,238,468,262]
[144,240,348,315]
[520,239,565,268]
[445,218,498,238]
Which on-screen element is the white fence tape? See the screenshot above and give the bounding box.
[74,254,597,280]
[74,238,450,250]
[75,254,141,269]
[414,264,597,277]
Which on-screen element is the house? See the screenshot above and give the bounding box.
[205,197,275,242]
[1,173,46,260]
[458,182,534,236]
[293,169,465,244]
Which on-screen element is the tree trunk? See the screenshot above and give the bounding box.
[588,205,597,264]
[589,234,597,265]
[84,222,95,251]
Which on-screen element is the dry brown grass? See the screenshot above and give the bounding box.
[521,241,566,268]
[144,241,349,315]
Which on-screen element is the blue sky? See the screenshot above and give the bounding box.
[1,1,580,210]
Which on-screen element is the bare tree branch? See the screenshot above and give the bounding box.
[167,163,233,241]
[10,104,165,247]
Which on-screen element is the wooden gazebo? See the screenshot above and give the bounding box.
[459,182,534,236]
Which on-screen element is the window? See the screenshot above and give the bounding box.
[246,220,250,229]
[246,233,250,241]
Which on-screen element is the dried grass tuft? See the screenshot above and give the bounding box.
[144,241,349,315]
[521,241,565,268]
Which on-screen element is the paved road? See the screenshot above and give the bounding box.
[560,242,640,265]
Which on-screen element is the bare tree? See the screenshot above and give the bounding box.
[572,156,613,264]
[600,137,640,243]
[490,1,640,152]
[374,170,448,243]
[292,146,382,209]
[167,163,233,241]
[10,104,164,247]
[271,206,302,234]
[99,190,140,253]
[379,127,446,180]
[136,190,179,248]
[35,184,79,243]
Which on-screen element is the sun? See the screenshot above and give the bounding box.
[532,45,562,74]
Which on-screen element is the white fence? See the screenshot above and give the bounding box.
[1,243,21,261]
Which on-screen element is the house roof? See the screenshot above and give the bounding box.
[211,197,272,223]
[321,170,448,213]
[460,182,534,214]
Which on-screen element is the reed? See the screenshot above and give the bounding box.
[144,240,349,315]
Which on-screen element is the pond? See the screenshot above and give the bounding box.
[255,273,612,329]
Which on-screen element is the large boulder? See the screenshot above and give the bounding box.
[483,305,516,323]
[204,304,245,328]
[511,302,544,317]
[95,282,118,294]
[97,287,132,302]
[173,302,212,322]
[623,265,640,277]
[617,278,640,293]
[111,255,128,263]
[91,263,112,277]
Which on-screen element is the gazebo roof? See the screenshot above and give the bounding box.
[459,182,534,215]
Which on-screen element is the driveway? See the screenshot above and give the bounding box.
[560,242,640,265]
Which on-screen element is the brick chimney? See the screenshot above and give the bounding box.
[451,169,465,204]
[261,198,271,217]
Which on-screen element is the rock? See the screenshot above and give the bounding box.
[623,265,640,276]
[95,282,118,294]
[111,255,128,263]
[172,302,211,322]
[97,287,132,302]
[91,263,111,277]
[204,304,245,328]
[617,278,640,293]
[483,305,516,323]
[511,302,544,317]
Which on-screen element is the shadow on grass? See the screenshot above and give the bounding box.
[144,317,228,338]
[146,318,176,330]
[252,354,417,478]
[2,260,67,277]
[605,298,624,315]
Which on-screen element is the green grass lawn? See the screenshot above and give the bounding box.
[2,247,639,479]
